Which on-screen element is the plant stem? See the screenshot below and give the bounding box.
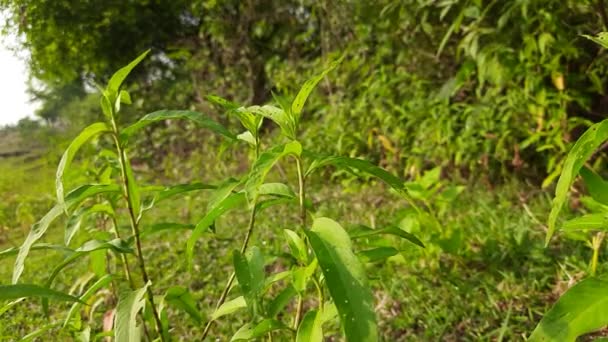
[111,125,165,341]
[591,232,605,275]
[293,157,307,329]
[110,216,135,288]
[202,205,257,339]
[295,157,306,228]
[108,187,152,341]
[312,277,324,311]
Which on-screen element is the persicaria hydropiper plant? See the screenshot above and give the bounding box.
[5,51,426,341]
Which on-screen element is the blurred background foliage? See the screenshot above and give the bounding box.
[1,0,607,181]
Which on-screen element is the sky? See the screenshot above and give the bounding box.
[0,33,38,126]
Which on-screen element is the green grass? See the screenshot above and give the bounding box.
[0,151,595,341]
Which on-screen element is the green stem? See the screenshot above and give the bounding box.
[202,205,257,339]
[110,216,135,288]
[591,232,605,275]
[110,203,151,341]
[293,157,307,329]
[312,277,324,311]
[111,123,165,341]
[295,157,306,228]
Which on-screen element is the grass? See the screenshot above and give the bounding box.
[0,146,596,341]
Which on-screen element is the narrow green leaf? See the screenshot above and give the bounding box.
[264,270,292,290]
[271,91,292,114]
[237,131,257,146]
[562,214,608,231]
[259,183,296,199]
[268,285,297,318]
[349,224,425,248]
[64,274,114,327]
[248,105,296,139]
[251,319,289,338]
[206,94,240,110]
[246,246,265,297]
[0,298,24,317]
[529,276,608,341]
[153,182,216,203]
[231,323,254,342]
[211,296,247,320]
[230,320,288,341]
[12,205,61,284]
[245,142,302,204]
[233,107,264,136]
[100,94,113,118]
[320,301,338,324]
[120,110,235,143]
[233,251,250,290]
[46,239,132,288]
[89,249,106,278]
[164,286,203,323]
[580,196,608,213]
[186,192,246,267]
[21,322,62,342]
[0,284,82,303]
[13,184,120,283]
[256,197,295,213]
[64,184,122,207]
[297,310,323,342]
[115,282,150,342]
[583,32,608,49]
[306,154,403,191]
[305,217,378,342]
[548,120,608,243]
[56,122,112,209]
[0,244,72,260]
[292,259,318,293]
[207,178,241,211]
[233,246,265,312]
[107,50,150,95]
[119,89,132,104]
[65,204,115,245]
[291,56,344,120]
[358,247,399,263]
[284,229,308,263]
[580,167,608,205]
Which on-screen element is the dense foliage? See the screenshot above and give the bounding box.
[3,0,608,178]
[3,1,608,340]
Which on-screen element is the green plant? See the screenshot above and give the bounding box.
[4,51,235,340]
[196,56,427,341]
[4,52,427,341]
[530,32,608,341]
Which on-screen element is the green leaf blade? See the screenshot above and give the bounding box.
[13,184,121,284]
[580,167,608,205]
[305,217,378,342]
[296,310,323,342]
[211,296,247,320]
[245,142,301,204]
[529,276,608,341]
[56,122,112,209]
[547,119,608,243]
[115,282,150,342]
[120,110,235,143]
[107,50,150,95]
[164,286,203,323]
[186,192,246,267]
[291,56,344,120]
